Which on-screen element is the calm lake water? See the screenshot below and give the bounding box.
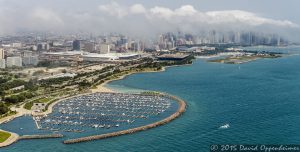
[1,46,300,152]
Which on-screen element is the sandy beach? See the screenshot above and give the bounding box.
[91,85,115,93]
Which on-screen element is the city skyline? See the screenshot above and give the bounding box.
[0,0,299,41]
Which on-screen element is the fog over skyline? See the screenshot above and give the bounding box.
[0,0,299,41]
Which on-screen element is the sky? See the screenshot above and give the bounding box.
[0,0,299,40]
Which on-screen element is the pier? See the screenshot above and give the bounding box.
[63,93,186,144]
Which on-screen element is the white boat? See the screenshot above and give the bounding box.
[219,124,230,129]
[92,124,99,128]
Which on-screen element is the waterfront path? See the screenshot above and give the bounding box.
[0,130,19,148]
[0,103,31,124]
[0,133,63,148]
[64,93,186,144]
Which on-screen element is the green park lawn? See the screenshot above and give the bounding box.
[0,131,11,143]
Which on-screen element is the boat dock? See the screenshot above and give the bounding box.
[63,93,186,144]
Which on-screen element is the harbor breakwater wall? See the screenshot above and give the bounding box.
[63,93,186,144]
[0,133,64,148]
[18,134,64,140]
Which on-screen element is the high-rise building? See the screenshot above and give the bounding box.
[99,44,110,54]
[84,42,95,52]
[37,44,44,52]
[6,57,22,67]
[0,59,5,69]
[73,40,81,51]
[0,48,4,59]
[45,43,50,50]
[22,56,39,66]
[234,32,241,44]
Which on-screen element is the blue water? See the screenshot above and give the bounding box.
[1,46,300,152]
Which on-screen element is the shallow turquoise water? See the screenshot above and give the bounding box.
[1,46,300,152]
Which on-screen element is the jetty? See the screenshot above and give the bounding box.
[63,93,186,144]
[18,134,63,140]
[0,130,19,148]
[0,133,63,148]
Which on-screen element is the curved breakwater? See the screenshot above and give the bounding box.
[63,93,186,144]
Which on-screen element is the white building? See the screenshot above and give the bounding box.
[118,54,140,60]
[82,53,118,62]
[0,59,5,69]
[99,44,110,54]
[31,45,38,51]
[12,43,22,48]
[6,56,22,67]
[82,53,140,62]
[39,73,77,81]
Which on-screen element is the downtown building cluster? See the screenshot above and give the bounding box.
[155,31,288,50]
[0,34,145,69]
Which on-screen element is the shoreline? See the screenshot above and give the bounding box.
[97,62,193,92]
[0,62,191,147]
[1,62,192,122]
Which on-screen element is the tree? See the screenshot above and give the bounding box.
[0,103,9,115]
[61,69,67,73]
[37,61,51,67]
[32,70,45,76]
[25,78,38,91]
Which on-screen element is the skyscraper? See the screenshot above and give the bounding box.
[73,40,81,51]
[99,44,110,54]
[0,48,4,59]
[0,48,5,69]
[37,44,43,52]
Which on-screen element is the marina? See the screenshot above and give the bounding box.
[34,92,179,136]
[63,93,186,144]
